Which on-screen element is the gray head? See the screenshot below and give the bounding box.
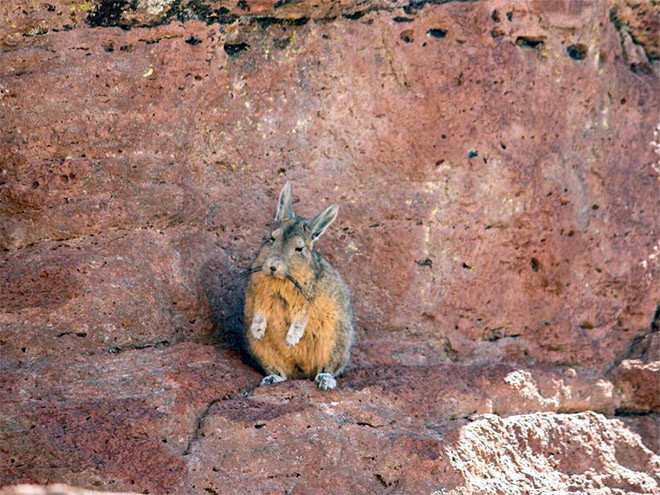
[254,182,338,280]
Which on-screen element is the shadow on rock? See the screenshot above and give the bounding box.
[199,257,259,370]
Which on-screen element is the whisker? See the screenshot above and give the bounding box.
[233,266,262,279]
[284,272,313,303]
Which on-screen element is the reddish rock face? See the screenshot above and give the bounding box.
[1,0,658,493]
[0,485,141,495]
[2,344,658,494]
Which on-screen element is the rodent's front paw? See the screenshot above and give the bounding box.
[285,320,306,346]
[250,314,267,340]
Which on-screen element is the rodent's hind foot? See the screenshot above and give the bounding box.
[314,372,337,391]
[259,374,286,387]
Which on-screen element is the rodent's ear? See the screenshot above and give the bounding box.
[309,204,338,242]
[275,182,294,222]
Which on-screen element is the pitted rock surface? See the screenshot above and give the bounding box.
[1,0,659,493]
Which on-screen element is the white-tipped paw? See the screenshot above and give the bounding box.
[250,313,267,340]
[259,374,286,387]
[285,320,306,347]
[314,372,337,391]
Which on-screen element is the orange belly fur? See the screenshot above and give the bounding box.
[245,273,339,379]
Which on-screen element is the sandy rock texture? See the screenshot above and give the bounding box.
[0,485,141,495]
[1,0,659,493]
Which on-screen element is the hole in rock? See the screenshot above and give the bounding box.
[427,28,447,39]
[566,44,587,60]
[224,42,250,57]
[530,258,540,272]
[342,10,367,20]
[400,30,414,43]
[516,36,544,49]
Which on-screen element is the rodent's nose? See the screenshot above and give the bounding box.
[270,265,277,272]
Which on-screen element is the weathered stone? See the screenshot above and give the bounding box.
[187,405,660,494]
[2,342,658,493]
[2,0,659,370]
[1,0,659,492]
[0,485,140,495]
[611,0,660,61]
[612,360,660,413]
[0,343,260,490]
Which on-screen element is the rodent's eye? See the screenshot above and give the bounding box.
[295,246,303,252]
[269,236,275,242]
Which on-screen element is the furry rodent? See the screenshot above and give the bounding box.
[244,182,354,390]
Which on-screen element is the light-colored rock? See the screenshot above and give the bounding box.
[446,412,660,495]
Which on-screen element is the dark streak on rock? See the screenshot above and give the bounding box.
[274,37,291,50]
[183,397,223,456]
[516,36,545,49]
[342,10,368,20]
[224,42,250,57]
[651,304,660,333]
[253,16,309,28]
[274,0,297,9]
[87,0,130,27]
[404,0,478,16]
[80,0,479,30]
[614,409,658,417]
[56,331,88,338]
[108,340,171,354]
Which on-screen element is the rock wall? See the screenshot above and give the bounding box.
[1,0,659,493]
